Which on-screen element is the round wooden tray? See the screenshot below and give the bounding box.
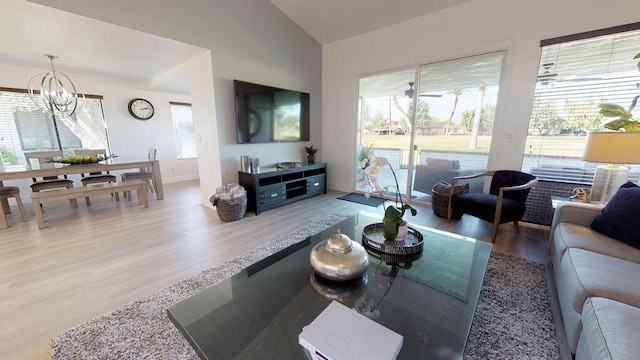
[362,223,424,255]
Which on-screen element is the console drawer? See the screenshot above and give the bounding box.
[259,184,286,208]
[306,175,325,195]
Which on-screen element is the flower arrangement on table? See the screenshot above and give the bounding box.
[358,150,417,241]
[57,155,107,164]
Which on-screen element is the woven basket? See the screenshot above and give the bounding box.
[431,181,469,219]
[211,192,247,222]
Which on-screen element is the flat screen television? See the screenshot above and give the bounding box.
[234,80,310,144]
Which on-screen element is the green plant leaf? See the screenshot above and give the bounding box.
[382,216,398,241]
[604,119,640,131]
[395,204,416,217]
[382,206,403,241]
[384,205,402,220]
[599,103,633,120]
[304,145,318,155]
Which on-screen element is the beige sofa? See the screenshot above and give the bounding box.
[549,202,640,359]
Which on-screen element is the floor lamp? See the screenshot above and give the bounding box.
[582,132,640,203]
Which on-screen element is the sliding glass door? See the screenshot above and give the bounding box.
[357,68,417,204]
[356,51,505,204]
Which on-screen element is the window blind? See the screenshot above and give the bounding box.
[170,102,197,159]
[523,25,640,184]
[0,89,110,166]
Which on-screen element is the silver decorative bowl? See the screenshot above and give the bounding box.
[309,273,368,301]
[310,230,369,281]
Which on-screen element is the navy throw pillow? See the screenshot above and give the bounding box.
[591,182,640,249]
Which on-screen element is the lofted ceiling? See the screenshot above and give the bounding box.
[270,0,471,44]
[0,0,208,94]
[0,0,471,94]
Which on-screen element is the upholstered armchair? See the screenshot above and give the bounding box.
[447,170,538,243]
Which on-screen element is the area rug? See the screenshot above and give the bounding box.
[51,216,560,359]
[463,252,560,359]
[337,192,386,207]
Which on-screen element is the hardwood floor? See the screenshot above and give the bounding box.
[0,180,559,359]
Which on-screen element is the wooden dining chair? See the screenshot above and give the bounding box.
[0,186,28,229]
[74,149,119,206]
[121,148,157,199]
[24,151,77,207]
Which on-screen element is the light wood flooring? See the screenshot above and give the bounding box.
[1,180,562,360]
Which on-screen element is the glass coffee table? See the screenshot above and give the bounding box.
[167,211,492,359]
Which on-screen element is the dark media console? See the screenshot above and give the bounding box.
[239,163,326,215]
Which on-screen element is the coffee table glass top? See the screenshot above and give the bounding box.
[167,211,492,359]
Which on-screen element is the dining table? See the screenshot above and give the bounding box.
[0,158,164,213]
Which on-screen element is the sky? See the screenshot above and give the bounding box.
[365,86,500,125]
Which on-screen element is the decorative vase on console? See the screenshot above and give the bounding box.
[359,151,416,242]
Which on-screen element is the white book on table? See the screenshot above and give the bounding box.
[299,300,403,360]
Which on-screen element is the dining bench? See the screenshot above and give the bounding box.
[30,180,148,229]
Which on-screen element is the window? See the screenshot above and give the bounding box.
[523,23,640,184]
[0,88,110,167]
[356,51,505,202]
[170,102,197,159]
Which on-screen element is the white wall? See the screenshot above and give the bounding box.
[0,62,198,195]
[33,0,323,207]
[322,0,640,192]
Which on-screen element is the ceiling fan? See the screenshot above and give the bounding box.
[404,82,442,98]
[536,62,602,85]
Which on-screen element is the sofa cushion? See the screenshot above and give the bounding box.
[551,223,640,270]
[452,193,526,223]
[558,248,640,314]
[578,297,640,360]
[556,248,640,353]
[426,157,460,169]
[591,184,640,249]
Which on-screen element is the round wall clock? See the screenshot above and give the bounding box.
[128,98,154,120]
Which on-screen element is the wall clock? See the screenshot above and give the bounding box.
[128,98,154,120]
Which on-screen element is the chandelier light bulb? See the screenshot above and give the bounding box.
[28,54,85,118]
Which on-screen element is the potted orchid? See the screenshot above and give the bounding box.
[359,150,417,241]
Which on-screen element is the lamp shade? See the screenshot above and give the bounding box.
[582,132,640,164]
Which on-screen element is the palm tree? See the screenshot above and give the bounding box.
[446,89,463,135]
[468,86,486,148]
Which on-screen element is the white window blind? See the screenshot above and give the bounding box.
[0,88,110,166]
[523,23,640,184]
[170,102,197,159]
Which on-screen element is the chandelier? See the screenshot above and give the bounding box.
[28,54,85,118]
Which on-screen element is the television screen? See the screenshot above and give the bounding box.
[235,80,310,144]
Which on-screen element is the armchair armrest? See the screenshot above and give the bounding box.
[451,171,494,184]
[549,202,604,236]
[498,177,538,194]
[449,171,493,197]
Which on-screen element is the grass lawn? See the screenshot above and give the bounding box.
[362,134,587,157]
